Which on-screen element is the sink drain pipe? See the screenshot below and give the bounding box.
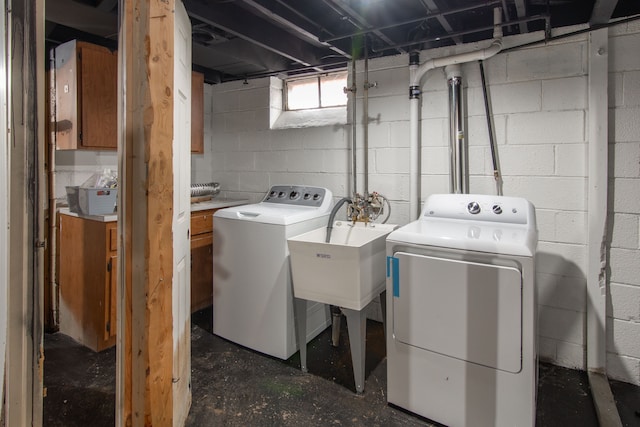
[408,7,503,219]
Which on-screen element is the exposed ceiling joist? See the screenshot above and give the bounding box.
[47,0,117,39]
[591,0,620,25]
[514,0,529,33]
[239,0,352,60]
[419,0,463,45]
[323,0,405,54]
[184,0,333,71]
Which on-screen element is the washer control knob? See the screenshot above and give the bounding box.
[289,191,299,200]
[467,201,481,215]
[278,191,286,198]
[303,193,311,200]
[313,193,321,201]
[492,204,503,214]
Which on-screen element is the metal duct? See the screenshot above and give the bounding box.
[446,65,466,194]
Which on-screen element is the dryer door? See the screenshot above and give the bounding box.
[392,251,523,373]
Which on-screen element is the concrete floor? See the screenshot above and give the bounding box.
[44,307,640,426]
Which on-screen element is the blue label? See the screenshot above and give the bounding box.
[387,256,399,297]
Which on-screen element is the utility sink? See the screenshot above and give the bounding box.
[287,221,398,310]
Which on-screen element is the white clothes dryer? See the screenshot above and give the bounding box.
[386,193,538,427]
[213,185,333,360]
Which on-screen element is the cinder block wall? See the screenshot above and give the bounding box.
[205,23,640,385]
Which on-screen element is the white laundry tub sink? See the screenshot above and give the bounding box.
[287,221,398,310]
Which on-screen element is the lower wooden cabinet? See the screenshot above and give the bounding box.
[190,208,217,312]
[57,208,217,351]
[58,213,117,352]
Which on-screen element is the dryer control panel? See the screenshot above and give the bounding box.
[421,193,535,226]
[263,185,331,208]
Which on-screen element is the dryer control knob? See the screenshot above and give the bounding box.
[467,201,481,214]
[492,204,503,214]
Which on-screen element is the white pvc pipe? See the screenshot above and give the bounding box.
[409,62,420,219]
[408,7,503,220]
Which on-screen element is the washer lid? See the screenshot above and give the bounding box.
[214,203,331,225]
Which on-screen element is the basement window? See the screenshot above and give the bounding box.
[285,72,348,111]
[269,73,348,129]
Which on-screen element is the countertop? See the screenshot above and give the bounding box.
[58,197,249,222]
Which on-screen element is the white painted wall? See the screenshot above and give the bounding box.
[198,23,640,385]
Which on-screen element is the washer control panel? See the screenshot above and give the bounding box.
[422,193,535,226]
[263,185,329,207]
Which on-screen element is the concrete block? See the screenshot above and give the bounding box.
[612,142,640,178]
[367,122,391,148]
[535,243,586,277]
[607,318,640,358]
[622,71,640,107]
[237,131,270,152]
[542,77,587,111]
[555,340,586,370]
[555,211,587,244]
[420,174,450,198]
[255,151,289,173]
[303,127,348,150]
[610,32,640,72]
[269,129,304,150]
[467,176,501,195]
[487,81,542,115]
[609,247,640,285]
[505,42,586,82]
[421,118,447,147]
[365,65,408,98]
[610,282,640,321]
[286,150,324,172]
[537,336,557,362]
[497,145,555,176]
[507,111,585,144]
[213,91,239,113]
[422,146,450,175]
[609,71,623,108]
[535,208,556,242]
[237,87,268,111]
[237,172,272,193]
[606,353,640,386]
[466,114,506,147]
[387,121,411,148]
[367,173,410,202]
[374,147,410,174]
[556,143,586,177]
[537,272,586,312]
[322,150,349,174]
[468,146,487,176]
[609,213,640,250]
[610,178,640,213]
[538,305,585,345]
[223,151,255,172]
[503,176,586,211]
[368,94,409,122]
[612,107,640,143]
[421,89,448,119]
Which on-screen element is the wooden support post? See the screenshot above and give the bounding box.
[117,0,176,425]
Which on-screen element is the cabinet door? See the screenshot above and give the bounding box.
[190,234,213,312]
[80,43,118,149]
[191,71,204,154]
[104,255,118,340]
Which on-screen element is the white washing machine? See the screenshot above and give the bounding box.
[213,185,333,360]
[385,193,538,427]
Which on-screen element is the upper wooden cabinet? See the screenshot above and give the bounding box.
[191,70,205,154]
[54,40,118,150]
[53,40,205,152]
